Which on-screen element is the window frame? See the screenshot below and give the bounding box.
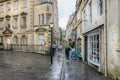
[41,14,44,25]
[88,32,100,66]
[22,36,27,44]
[14,36,18,44]
[46,13,51,25]
[14,0,18,10]
[22,0,27,8]
[21,16,27,28]
[14,17,18,28]
[99,0,103,16]
[38,34,45,45]
[7,2,11,11]
[0,20,3,29]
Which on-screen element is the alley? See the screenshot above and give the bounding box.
[0,51,51,80]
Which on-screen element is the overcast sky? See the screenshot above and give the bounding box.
[58,0,76,29]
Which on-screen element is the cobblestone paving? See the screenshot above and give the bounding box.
[64,60,111,80]
[0,51,51,80]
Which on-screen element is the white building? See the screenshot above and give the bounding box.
[82,0,105,74]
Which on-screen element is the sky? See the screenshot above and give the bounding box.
[58,0,76,29]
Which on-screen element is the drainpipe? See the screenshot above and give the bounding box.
[104,0,107,77]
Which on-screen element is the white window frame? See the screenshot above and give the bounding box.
[88,32,100,66]
[38,34,45,45]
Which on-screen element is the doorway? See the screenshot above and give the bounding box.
[7,38,11,49]
[84,36,88,63]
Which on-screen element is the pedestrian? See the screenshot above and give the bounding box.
[65,45,71,60]
[51,42,57,56]
[58,43,63,53]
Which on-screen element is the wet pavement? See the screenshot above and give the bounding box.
[0,51,51,80]
[0,50,111,80]
[63,60,111,80]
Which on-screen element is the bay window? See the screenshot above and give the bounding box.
[88,33,100,66]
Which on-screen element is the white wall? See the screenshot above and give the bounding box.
[82,0,104,34]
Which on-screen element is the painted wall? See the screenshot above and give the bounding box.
[82,0,104,34]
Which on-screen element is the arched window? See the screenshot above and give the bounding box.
[22,35,27,44]
[14,36,18,44]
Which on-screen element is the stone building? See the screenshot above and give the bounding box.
[66,13,75,46]
[0,0,59,54]
[66,0,120,79]
[106,0,120,79]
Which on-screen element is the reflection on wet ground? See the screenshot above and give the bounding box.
[64,60,111,80]
[0,51,51,80]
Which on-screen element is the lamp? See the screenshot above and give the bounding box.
[49,23,53,28]
[49,23,53,64]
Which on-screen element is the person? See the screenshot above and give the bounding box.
[51,42,57,56]
[65,45,71,60]
[58,44,63,53]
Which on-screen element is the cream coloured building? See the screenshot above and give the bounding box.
[0,0,59,54]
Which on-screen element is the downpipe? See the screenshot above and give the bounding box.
[104,0,107,77]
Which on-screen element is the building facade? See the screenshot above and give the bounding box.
[66,0,120,79]
[82,0,105,74]
[0,0,59,54]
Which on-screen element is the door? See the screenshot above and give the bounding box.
[7,38,11,49]
[84,36,88,63]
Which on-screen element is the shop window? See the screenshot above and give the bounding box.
[88,33,100,66]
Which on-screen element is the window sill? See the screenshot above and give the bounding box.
[89,60,100,67]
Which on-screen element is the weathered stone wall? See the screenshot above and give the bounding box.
[107,0,120,79]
